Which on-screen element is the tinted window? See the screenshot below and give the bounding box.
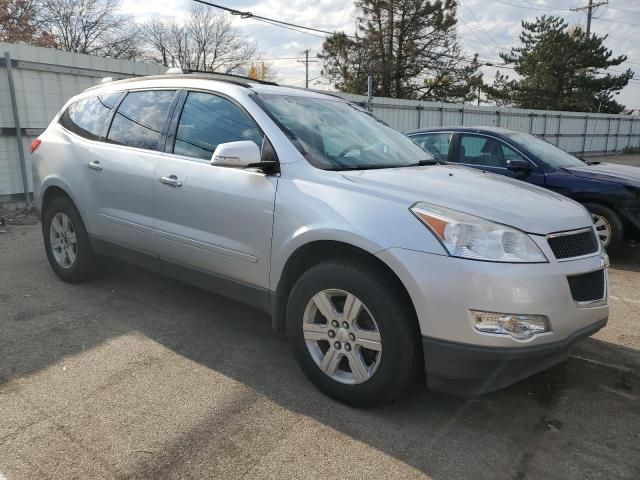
[458,134,506,168]
[173,92,263,160]
[500,143,526,162]
[107,90,176,151]
[59,94,121,140]
[410,133,451,161]
[506,131,584,168]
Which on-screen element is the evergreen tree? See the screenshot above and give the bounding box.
[485,16,633,113]
[319,0,482,102]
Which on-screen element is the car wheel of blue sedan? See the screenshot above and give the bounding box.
[585,202,624,253]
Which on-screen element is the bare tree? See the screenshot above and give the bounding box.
[38,0,141,59]
[140,18,172,66]
[141,5,260,75]
[0,0,55,45]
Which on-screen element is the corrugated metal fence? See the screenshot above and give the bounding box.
[1,42,639,202]
[0,42,165,201]
[335,92,640,156]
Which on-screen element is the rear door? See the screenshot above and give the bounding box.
[83,89,178,253]
[153,90,277,299]
[453,133,545,186]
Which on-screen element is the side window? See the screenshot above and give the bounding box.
[410,133,451,161]
[500,143,526,162]
[107,90,176,151]
[458,134,506,168]
[59,93,121,140]
[173,92,263,161]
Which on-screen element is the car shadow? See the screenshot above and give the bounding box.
[2,257,639,479]
[609,243,640,272]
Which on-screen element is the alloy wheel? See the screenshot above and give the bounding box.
[592,213,611,247]
[302,289,382,385]
[50,212,78,269]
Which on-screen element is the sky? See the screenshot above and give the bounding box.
[119,0,640,110]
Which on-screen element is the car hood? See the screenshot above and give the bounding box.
[564,162,640,187]
[341,164,591,235]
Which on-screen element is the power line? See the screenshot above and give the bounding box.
[251,16,328,39]
[594,16,640,28]
[491,0,570,11]
[514,0,574,11]
[191,0,354,38]
[490,0,640,30]
[458,0,504,50]
[604,5,640,15]
[192,0,637,87]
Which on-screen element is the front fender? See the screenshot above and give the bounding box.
[269,177,446,290]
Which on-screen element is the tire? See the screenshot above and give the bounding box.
[584,202,624,253]
[286,260,421,407]
[42,196,99,283]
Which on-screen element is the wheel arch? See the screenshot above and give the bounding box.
[39,179,89,227]
[271,240,419,337]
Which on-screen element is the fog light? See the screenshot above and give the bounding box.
[471,310,550,340]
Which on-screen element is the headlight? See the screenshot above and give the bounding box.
[410,202,547,263]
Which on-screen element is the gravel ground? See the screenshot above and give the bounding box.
[0,223,638,480]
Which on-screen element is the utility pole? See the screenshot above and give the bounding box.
[571,0,608,36]
[297,49,317,89]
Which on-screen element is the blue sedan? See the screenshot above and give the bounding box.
[406,127,640,252]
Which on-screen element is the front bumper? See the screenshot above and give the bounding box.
[422,317,607,394]
[376,244,609,393]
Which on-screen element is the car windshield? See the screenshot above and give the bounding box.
[256,94,435,170]
[506,131,586,168]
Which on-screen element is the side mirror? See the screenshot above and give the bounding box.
[506,159,532,177]
[211,141,261,168]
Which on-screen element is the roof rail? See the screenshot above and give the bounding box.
[164,67,278,86]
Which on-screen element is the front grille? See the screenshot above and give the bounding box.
[548,229,599,260]
[567,269,605,303]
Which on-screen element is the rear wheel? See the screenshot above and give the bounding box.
[43,196,99,283]
[584,202,623,253]
[286,260,420,407]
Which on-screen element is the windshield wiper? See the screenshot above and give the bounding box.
[407,159,440,166]
[327,164,400,171]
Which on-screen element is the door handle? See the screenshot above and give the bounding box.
[159,175,183,187]
[88,161,103,171]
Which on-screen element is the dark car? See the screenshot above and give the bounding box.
[406,126,640,252]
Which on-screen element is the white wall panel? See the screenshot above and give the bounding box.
[1,42,165,196]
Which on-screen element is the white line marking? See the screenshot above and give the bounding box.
[610,295,640,305]
[570,354,635,374]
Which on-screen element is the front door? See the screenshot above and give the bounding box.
[454,133,546,186]
[153,91,277,297]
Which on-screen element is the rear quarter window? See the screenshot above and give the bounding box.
[59,93,121,140]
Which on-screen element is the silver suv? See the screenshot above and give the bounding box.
[31,72,609,406]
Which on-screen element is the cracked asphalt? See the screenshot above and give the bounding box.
[0,222,639,480]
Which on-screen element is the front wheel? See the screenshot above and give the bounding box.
[286,260,421,407]
[584,202,624,253]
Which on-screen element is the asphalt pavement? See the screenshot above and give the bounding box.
[0,221,638,479]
